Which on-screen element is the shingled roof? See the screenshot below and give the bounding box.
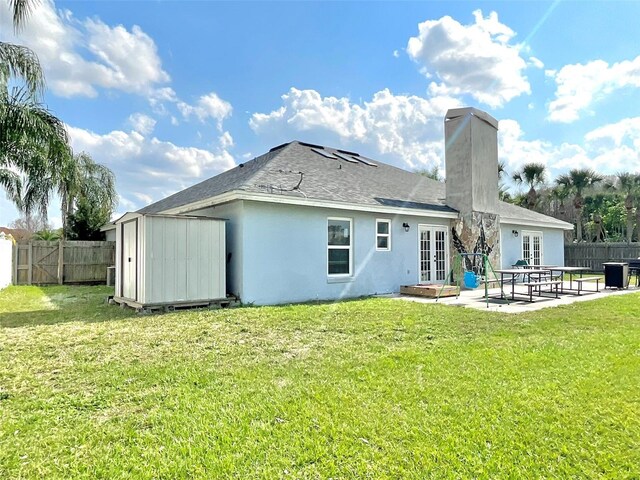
[138,141,572,229]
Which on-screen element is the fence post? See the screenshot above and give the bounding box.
[57,239,64,285]
[12,243,17,284]
[27,241,33,285]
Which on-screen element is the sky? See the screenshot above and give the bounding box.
[1,0,640,227]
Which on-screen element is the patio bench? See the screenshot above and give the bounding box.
[574,277,601,295]
[521,280,562,302]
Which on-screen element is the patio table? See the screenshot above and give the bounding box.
[494,268,553,302]
[545,266,590,293]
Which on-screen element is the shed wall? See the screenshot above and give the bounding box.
[142,216,225,304]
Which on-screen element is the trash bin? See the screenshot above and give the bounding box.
[603,262,629,289]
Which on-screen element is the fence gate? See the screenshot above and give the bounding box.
[12,241,115,285]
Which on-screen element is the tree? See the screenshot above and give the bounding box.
[8,213,48,241]
[1,0,71,217]
[416,165,443,182]
[605,172,640,243]
[9,0,38,30]
[55,152,117,238]
[498,160,511,201]
[556,169,603,242]
[512,163,547,210]
[549,185,571,217]
[33,228,61,241]
[66,197,111,240]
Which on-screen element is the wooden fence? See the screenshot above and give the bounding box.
[13,241,115,285]
[564,243,640,271]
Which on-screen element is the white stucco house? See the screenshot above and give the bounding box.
[113,107,572,306]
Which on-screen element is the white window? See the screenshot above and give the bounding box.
[376,219,391,251]
[328,217,352,276]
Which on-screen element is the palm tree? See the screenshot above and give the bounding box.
[33,228,61,241]
[58,152,117,237]
[1,0,71,217]
[556,168,603,242]
[512,163,547,209]
[498,160,511,201]
[550,185,571,218]
[605,172,640,243]
[9,0,38,30]
[1,88,70,212]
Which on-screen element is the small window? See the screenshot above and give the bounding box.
[376,219,391,251]
[328,218,352,276]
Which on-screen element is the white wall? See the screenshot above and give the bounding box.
[189,202,245,300]
[238,201,451,305]
[500,223,566,268]
[0,235,13,289]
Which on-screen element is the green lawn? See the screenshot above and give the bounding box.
[1,286,639,479]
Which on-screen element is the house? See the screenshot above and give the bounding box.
[113,107,572,306]
[0,227,31,243]
[99,222,117,242]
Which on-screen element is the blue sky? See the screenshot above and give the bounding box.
[2,1,640,227]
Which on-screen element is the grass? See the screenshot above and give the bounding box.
[1,285,639,479]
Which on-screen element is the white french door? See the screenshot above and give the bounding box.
[522,231,543,266]
[419,225,449,284]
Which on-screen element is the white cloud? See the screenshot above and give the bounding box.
[250,87,461,169]
[219,131,234,149]
[406,10,531,108]
[547,55,640,123]
[393,50,400,58]
[0,0,169,97]
[128,113,156,135]
[528,56,544,69]
[178,92,233,128]
[67,125,236,211]
[582,117,640,172]
[499,117,640,178]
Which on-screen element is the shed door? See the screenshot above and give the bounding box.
[122,220,137,300]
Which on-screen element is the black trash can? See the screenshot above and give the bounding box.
[603,262,629,289]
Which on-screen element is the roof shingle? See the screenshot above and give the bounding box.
[138,141,571,229]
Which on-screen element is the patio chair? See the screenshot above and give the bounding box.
[512,259,528,281]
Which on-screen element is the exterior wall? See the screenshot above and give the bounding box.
[104,229,116,242]
[142,216,225,304]
[189,202,244,300]
[238,201,451,305]
[0,234,12,289]
[500,223,565,269]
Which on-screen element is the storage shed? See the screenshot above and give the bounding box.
[113,213,226,309]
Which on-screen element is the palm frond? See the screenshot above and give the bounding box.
[0,167,23,208]
[0,88,68,163]
[8,0,39,32]
[0,42,44,96]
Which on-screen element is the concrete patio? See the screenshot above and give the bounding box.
[384,282,640,314]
